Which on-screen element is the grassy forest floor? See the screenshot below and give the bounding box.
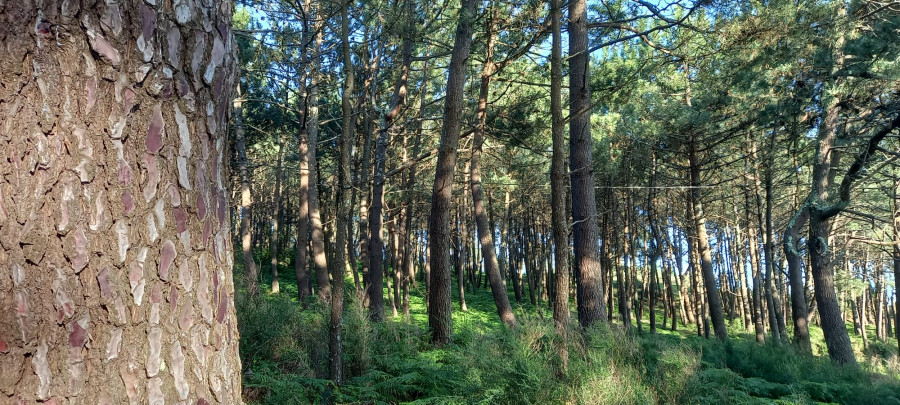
[236,258,900,404]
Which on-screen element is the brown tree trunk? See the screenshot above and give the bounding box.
[427,0,479,346]
[648,154,662,334]
[0,1,243,402]
[294,31,311,302]
[745,186,767,343]
[893,179,900,355]
[270,133,284,294]
[508,193,523,303]
[469,9,516,327]
[550,0,570,346]
[308,26,329,301]
[568,0,607,327]
[296,127,311,302]
[400,64,428,316]
[235,88,259,299]
[765,178,788,342]
[688,140,728,340]
[368,2,414,320]
[455,207,469,311]
[622,191,636,330]
[875,261,885,341]
[330,0,354,383]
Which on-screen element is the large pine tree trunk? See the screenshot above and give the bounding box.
[568,0,607,327]
[0,1,242,402]
[807,100,856,364]
[427,0,478,346]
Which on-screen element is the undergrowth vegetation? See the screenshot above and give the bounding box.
[237,263,900,404]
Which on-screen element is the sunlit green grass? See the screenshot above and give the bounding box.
[239,256,900,404]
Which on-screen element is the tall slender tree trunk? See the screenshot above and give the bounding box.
[270,133,284,294]
[427,0,479,345]
[687,139,728,340]
[368,2,414,321]
[469,6,516,327]
[508,193,523,303]
[308,26,329,301]
[620,198,634,329]
[295,27,311,301]
[330,0,355,383]
[648,154,663,334]
[0,1,243,402]
[296,129,311,302]
[400,63,428,316]
[784,205,811,350]
[550,0,570,351]
[236,88,259,298]
[456,207,469,311]
[663,224,677,331]
[568,0,607,327]
[893,179,900,355]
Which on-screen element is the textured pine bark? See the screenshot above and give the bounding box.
[0,0,242,403]
[568,0,607,327]
[550,0,568,356]
[427,0,478,346]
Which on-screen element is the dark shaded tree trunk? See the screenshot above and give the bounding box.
[550,0,570,347]
[784,204,811,350]
[427,0,479,345]
[0,1,243,402]
[568,0,607,327]
[368,2,413,321]
[330,0,355,383]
